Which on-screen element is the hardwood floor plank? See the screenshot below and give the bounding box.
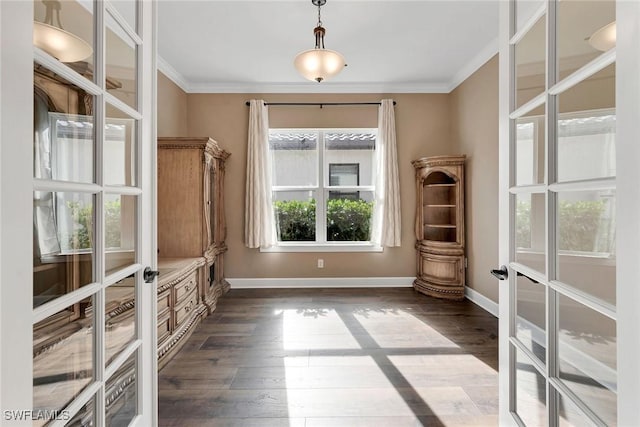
[158,288,499,426]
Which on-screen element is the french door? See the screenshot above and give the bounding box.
[498,0,640,426]
[0,0,157,425]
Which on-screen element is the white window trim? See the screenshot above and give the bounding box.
[260,243,383,253]
[269,127,378,252]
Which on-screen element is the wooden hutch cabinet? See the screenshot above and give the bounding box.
[157,137,230,368]
[412,155,466,300]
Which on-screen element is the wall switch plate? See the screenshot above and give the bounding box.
[318,259,324,268]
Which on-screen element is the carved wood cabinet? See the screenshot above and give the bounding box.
[157,137,230,368]
[412,155,466,300]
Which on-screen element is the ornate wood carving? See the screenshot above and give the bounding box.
[412,155,466,300]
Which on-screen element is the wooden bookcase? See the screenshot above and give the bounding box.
[156,137,230,368]
[412,155,466,300]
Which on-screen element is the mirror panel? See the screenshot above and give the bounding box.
[106,12,138,110]
[515,0,545,33]
[33,301,94,424]
[34,63,96,184]
[514,346,547,426]
[33,0,95,83]
[557,64,616,183]
[516,273,546,364]
[105,194,137,275]
[515,107,545,186]
[109,0,137,34]
[557,0,615,78]
[33,192,95,308]
[515,16,546,109]
[105,103,137,187]
[514,193,546,274]
[558,293,617,426]
[105,351,138,425]
[556,189,615,305]
[105,276,136,366]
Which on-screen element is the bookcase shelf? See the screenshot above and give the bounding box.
[412,155,466,300]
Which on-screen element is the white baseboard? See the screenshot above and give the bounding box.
[227,277,416,289]
[465,287,499,318]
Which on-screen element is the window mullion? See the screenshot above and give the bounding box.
[317,130,326,243]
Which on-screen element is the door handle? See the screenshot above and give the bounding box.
[490,265,508,281]
[516,271,539,284]
[144,267,160,283]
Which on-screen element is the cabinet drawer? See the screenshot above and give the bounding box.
[157,310,171,344]
[174,286,198,327]
[174,272,197,305]
[157,289,171,313]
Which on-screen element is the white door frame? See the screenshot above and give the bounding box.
[0,1,35,423]
[498,0,640,425]
[138,0,159,424]
[614,0,640,424]
[0,1,157,425]
[497,0,513,424]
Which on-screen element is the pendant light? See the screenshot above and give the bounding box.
[33,0,93,63]
[293,0,346,83]
[588,21,616,52]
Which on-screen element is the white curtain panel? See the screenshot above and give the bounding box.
[244,100,276,248]
[372,99,402,247]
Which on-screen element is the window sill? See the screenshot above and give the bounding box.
[260,243,383,253]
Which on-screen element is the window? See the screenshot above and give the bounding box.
[329,163,359,200]
[269,129,377,248]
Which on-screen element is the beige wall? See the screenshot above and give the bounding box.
[157,72,188,137]
[450,55,500,303]
[156,65,503,301]
[186,93,452,279]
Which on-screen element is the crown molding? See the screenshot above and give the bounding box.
[447,36,499,92]
[186,81,450,94]
[157,55,189,93]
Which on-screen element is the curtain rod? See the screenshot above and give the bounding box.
[244,101,396,107]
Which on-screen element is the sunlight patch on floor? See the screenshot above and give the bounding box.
[281,308,361,350]
[354,309,460,349]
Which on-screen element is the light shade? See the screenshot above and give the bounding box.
[33,21,92,63]
[588,21,616,52]
[294,48,346,83]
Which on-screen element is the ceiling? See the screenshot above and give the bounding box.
[157,0,499,93]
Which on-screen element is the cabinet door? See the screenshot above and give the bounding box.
[210,158,217,245]
[418,252,464,287]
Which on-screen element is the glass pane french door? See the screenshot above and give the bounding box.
[502,0,618,425]
[31,0,156,425]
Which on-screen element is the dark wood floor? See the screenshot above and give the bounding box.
[158,288,499,427]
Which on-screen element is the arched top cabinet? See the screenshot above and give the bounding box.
[412,155,466,300]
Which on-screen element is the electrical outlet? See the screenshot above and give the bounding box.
[317,259,324,268]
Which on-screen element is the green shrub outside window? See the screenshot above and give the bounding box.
[516,199,612,253]
[274,198,373,242]
[64,199,122,250]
